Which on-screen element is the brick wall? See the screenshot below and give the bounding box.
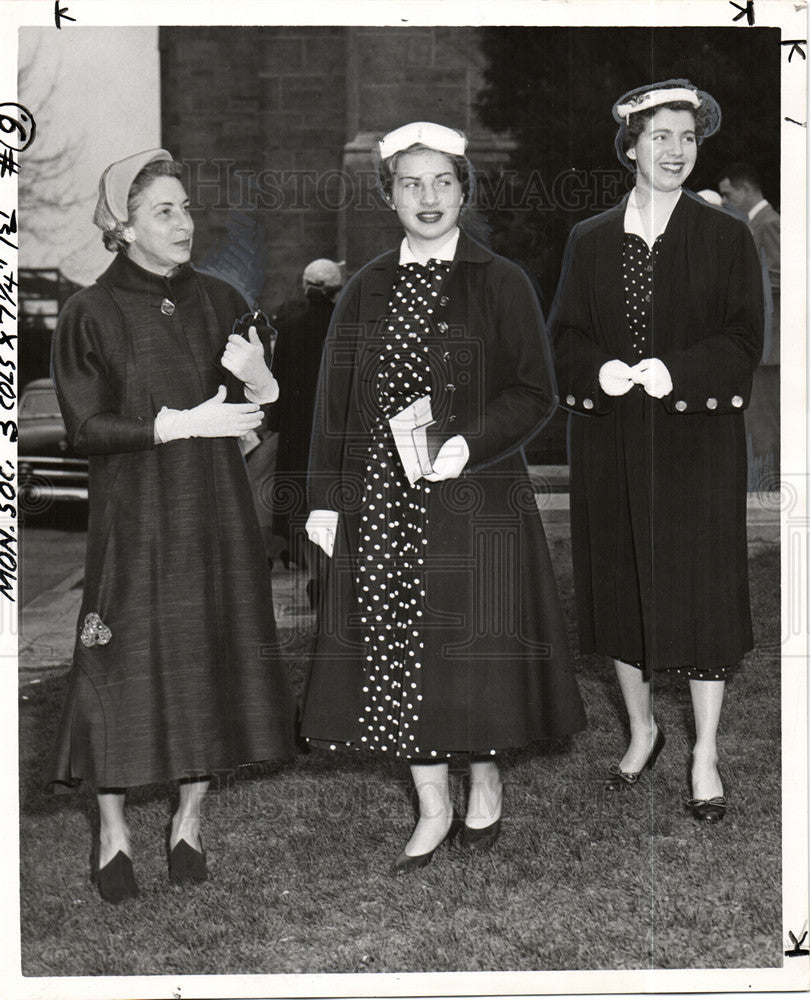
[159,26,506,310]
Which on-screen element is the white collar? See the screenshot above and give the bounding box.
[748,199,769,221]
[399,228,460,265]
[624,187,682,248]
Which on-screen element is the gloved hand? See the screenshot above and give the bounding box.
[629,357,673,399]
[221,326,279,403]
[306,509,339,558]
[599,359,635,396]
[154,385,263,443]
[423,435,469,482]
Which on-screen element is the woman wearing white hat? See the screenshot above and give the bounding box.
[49,149,295,902]
[550,81,764,822]
[301,122,585,872]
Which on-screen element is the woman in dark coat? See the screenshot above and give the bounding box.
[300,122,586,872]
[50,149,296,902]
[550,81,764,822]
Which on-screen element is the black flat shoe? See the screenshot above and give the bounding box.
[168,838,207,884]
[686,796,727,823]
[94,850,139,904]
[604,725,666,790]
[392,815,461,875]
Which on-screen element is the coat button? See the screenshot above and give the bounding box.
[439,295,449,306]
[566,394,576,406]
[706,397,718,410]
[675,400,687,412]
[437,320,449,333]
[731,395,743,407]
[445,383,455,392]
[443,351,450,361]
[583,398,593,409]
[448,414,456,422]
[160,298,175,316]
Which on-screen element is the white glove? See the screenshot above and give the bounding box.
[154,385,263,443]
[306,509,339,558]
[423,435,469,482]
[629,358,673,399]
[221,326,279,403]
[599,359,635,396]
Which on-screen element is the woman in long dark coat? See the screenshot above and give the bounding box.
[550,81,764,822]
[300,122,586,872]
[50,149,296,902]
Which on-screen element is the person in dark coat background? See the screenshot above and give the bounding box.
[550,81,764,823]
[301,122,586,873]
[50,149,296,903]
[268,258,343,581]
[718,162,780,487]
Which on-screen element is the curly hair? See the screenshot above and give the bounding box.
[99,159,183,253]
[622,100,711,157]
[375,143,474,206]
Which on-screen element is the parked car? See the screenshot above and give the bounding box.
[19,378,88,506]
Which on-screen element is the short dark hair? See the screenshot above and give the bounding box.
[375,143,474,205]
[101,159,183,253]
[622,101,710,156]
[718,162,762,191]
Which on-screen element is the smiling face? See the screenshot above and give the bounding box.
[124,175,194,275]
[389,148,464,252]
[627,108,698,194]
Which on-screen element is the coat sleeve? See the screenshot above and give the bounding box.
[548,225,617,417]
[458,261,559,470]
[659,220,764,416]
[306,278,361,511]
[51,291,156,456]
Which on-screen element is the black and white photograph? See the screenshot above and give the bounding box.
[2,0,807,997]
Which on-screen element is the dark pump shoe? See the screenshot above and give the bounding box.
[461,817,501,850]
[168,838,208,884]
[93,850,139,904]
[392,815,461,875]
[686,796,727,823]
[604,725,666,790]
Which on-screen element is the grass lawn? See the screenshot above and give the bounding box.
[18,540,781,977]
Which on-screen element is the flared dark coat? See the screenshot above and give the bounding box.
[50,253,296,790]
[549,191,764,672]
[300,231,586,752]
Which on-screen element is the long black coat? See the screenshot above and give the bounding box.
[300,231,586,753]
[549,191,764,672]
[50,253,295,789]
[267,294,334,541]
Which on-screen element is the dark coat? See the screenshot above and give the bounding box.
[549,190,764,672]
[267,293,335,540]
[50,253,295,789]
[300,231,586,753]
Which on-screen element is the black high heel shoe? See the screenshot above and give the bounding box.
[604,724,666,790]
[461,783,504,849]
[92,847,139,904]
[685,796,727,823]
[168,838,208,884]
[686,764,727,823]
[392,814,461,875]
[461,817,501,849]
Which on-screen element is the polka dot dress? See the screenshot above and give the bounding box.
[355,259,452,755]
[620,234,728,683]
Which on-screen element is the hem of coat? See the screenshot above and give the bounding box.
[45,749,297,794]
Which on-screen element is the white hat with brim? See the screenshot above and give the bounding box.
[93,148,173,230]
[379,122,467,159]
[612,79,721,170]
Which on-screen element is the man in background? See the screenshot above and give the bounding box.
[269,259,344,600]
[719,163,780,487]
